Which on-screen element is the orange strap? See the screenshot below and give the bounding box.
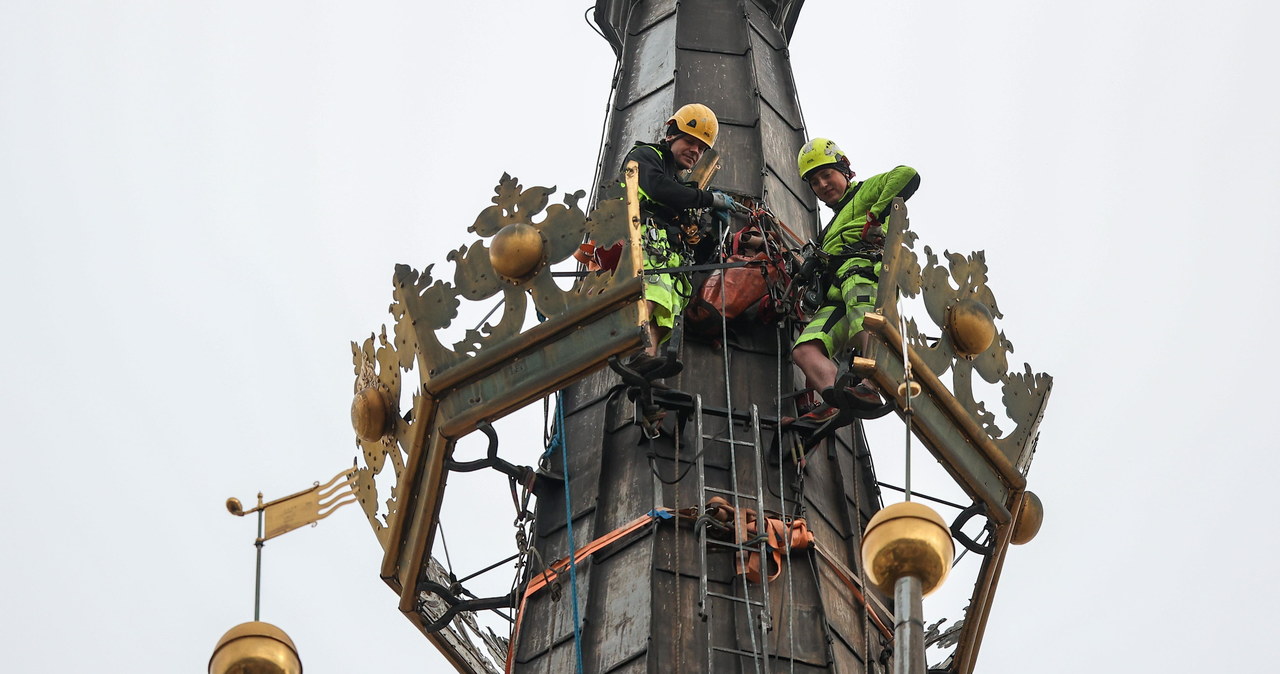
[505,508,689,672]
[707,496,814,584]
[814,542,894,641]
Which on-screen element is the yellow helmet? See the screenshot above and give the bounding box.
[667,103,719,148]
[797,138,851,180]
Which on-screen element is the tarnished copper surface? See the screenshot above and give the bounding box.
[348,169,648,640]
[863,198,1053,674]
[875,198,1053,474]
[350,325,411,551]
[864,311,1020,521]
[400,173,641,389]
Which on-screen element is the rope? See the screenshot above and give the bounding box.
[673,389,684,671]
[554,392,585,674]
[851,427,875,668]
[713,216,765,674]
[901,311,914,502]
[777,325,797,674]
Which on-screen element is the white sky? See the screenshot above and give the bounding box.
[4,1,1279,672]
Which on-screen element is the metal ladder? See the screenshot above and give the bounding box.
[693,394,773,673]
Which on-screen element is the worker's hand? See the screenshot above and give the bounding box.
[710,191,742,213]
[861,211,885,246]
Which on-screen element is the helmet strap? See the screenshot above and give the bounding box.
[836,156,854,179]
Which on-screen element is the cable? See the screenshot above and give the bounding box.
[473,297,505,334]
[581,5,606,41]
[554,391,586,673]
[777,325,797,674]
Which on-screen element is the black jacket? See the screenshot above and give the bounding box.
[623,141,715,225]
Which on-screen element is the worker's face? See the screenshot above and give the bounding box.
[669,134,709,170]
[806,167,850,206]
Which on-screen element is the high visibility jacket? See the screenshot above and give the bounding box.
[622,141,716,225]
[820,166,921,258]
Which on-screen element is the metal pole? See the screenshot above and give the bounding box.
[254,492,264,621]
[893,576,925,674]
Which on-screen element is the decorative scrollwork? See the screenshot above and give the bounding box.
[351,173,641,546]
[393,174,636,384]
[878,201,1053,470]
[350,324,415,549]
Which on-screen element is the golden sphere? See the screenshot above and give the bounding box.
[861,501,954,596]
[489,223,546,281]
[1011,491,1044,545]
[947,299,997,358]
[226,497,244,516]
[209,621,302,674]
[351,387,391,442]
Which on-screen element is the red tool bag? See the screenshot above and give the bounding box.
[685,225,791,335]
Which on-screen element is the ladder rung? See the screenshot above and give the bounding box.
[699,434,757,447]
[712,646,771,659]
[703,486,759,500]
[706,590,766,607]
[706,538,767,553]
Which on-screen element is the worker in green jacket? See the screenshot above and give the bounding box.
[790,138,920,420]
[621,103,740,372]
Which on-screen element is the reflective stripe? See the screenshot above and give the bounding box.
[641,227,691,334]
[794,274,878,355]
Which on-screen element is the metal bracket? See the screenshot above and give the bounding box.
[609,316,688,439]
[950,502,996,556]
[445,422,535,491]
[417,580,519,633]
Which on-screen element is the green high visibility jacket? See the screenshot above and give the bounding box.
[622,141,716,225]
[820,166,921,256]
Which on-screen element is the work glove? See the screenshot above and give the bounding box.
[860,211,886,246]
[710,190,741,213]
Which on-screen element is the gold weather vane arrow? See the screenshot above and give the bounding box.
[227,466,359,541]
[212,467,357,672]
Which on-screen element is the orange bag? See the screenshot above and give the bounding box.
[685,226,790,335]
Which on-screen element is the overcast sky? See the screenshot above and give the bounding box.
[4,1,1279,672]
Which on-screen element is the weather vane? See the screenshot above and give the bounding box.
[208,467,359,674]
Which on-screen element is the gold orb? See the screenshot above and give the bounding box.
[226,497,244,516]
[1011,491,1044,545]
[351,387,391,442]
[489,223,546,281]
[861,501,954,596]
[209,621,302,674]
[946,299,996,358]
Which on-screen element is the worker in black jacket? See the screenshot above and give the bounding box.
[622,103,739,371]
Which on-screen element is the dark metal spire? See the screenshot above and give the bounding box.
[591,0,816,234]
[514,2,889,671]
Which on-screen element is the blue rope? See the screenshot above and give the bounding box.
[554,391,585,673]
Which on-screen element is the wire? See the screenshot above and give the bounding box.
[581,5,606,41]
[473,297,505,334]
[874,482,967,511]
[438,521,455,578]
